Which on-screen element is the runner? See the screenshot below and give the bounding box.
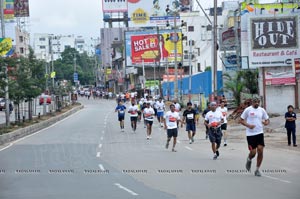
[156,98,165,127]
[240,97,270,177]
[164,104,181,152]
[202,103,211,139]
[217,101,228,146]
[128,101,139,132]
[204,102,224,160]
[143,102,155,140]
[115,101,126,132]
[182,102,197,144]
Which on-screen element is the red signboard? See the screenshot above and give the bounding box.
[295,58,300,74]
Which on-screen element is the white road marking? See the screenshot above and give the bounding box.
[0,109,83,152]
[264,175,292,184]
[114,183,139,196]
[98,144,103,148]
[185,146,193,151]
[0,143,13,152]
[98,164,105,171]
[96,152,101,158]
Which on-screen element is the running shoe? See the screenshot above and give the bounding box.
[254,170,262,177]
[146,136,150,140]
[224,143,227,147]
[245,158,252,171]
[189,139,192,144]
[191,137,194,143]
[293,144,297,147]
[205,134,208,140]
[213,154,218,160]
[172,148,177,152]
[216,150,219,157]
[165,142,169,149]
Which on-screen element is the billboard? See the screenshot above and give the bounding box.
[265,68,296,86]
[14,0,30,17]
[247,15,300,68]
[220,28,240,51]
[4,0,14,20]
[102,0,127,13]
[125,29,183,66]
[128,0,192,27]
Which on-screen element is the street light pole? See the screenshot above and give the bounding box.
[1,0,10,127]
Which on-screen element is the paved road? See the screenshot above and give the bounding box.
[0,98,299,199]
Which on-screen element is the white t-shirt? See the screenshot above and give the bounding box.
[164,111,180,129]
[144,107,155,121]
[156,101,165,112]
[217,106,228,123]
[205,110,224,128]
[128,105,139,117]
[241,106,269,136]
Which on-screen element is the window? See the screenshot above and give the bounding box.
[19,36,24,43]
[20,47,24,54]
[197,63,201,72]
[40,46,46,49]
[39,38,46,41]
[188,26,194,32]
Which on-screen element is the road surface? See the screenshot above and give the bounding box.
[0,98,299,199]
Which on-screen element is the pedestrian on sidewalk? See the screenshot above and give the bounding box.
[182,102,197,144]
[204,102,224,160]
[285,105,297,147]
[240,97,270,177]
[164,104,181,152]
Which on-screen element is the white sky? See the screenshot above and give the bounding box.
[28,0,276,41]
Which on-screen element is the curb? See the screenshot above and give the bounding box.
[0,105,84,146]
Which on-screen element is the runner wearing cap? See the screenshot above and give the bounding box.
[204,102,224,160]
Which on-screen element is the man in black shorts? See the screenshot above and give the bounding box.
[182,102,197,144]
[164,104,181,152]
[240,97,270,177]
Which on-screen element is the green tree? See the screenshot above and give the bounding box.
[242,69,258,95]
[223,71,244,106]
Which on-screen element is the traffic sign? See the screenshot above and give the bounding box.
[73,72,78,82]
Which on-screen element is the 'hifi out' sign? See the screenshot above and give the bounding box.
[248,15,300,68]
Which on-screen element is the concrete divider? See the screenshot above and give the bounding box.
[0,105,84,146]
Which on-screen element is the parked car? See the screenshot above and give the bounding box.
[39,94,51,105]
[0,98,5,111]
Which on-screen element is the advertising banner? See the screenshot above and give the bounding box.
[102,0,127,13]
[0,38,13,56]
[222,53,238,71]
[247,15,300,68]
[128,0,192,27]
[14,0,30,17]
[220,28,240,51]
[4,0,14,20]
[125,29,183,66]
[265,68,296,86]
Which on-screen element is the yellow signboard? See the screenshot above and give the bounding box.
[0,38,13,56]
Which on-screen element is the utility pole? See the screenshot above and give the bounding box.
[1,0,10,127]
[174,12,178,101]
[213,0,218,96]
[188,40,193,102]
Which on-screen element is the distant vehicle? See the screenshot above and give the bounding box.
[39,94,51,105]
[0,98,5,111]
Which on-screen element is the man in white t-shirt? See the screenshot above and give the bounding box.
[164,104,181,152]
[240,97,269,177]
[128,101,139,132]
[217,101,228,146]
[156,98,165,127]
[143,102,155,140]
[204,102,224,160]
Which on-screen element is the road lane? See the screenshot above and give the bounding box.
[0,98,299,199]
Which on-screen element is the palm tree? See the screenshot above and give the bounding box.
[223,71,244,106]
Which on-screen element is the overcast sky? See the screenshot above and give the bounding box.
[29,0,275,41]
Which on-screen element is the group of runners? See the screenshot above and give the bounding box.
[115,96,271,177]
